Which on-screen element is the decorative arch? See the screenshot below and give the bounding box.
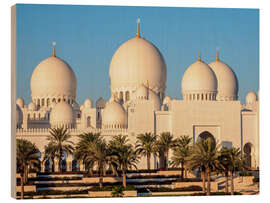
[197,131,216,147]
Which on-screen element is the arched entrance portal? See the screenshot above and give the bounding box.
[197,131,216,147]
[244,143,252,168]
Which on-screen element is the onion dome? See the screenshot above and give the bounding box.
[28,102,36,111]
[102,99,127,129]
[163,96,171,105]
[72,102,80,111]
[16,97,25,109]
[84,98,93,108]
[16,104,23,127]
[109,19,167,101]
[181,52,217,101]
[246,91,257,105]
[96,97,106,109]
[50,99,74,128]
[208,49,238,101]
[30,43,77,105]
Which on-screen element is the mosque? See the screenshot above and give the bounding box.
[15,21,259,172]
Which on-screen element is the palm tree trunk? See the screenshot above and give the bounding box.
[58,157,62,173]
[122,170,127,188]
[230,171,234,195]
[206,167,211,196]
[181,162,184,179]
[165,149,169,170]
[99,166,103,189]
[52,159,55,172]
[225,172,229,193]
[201,169,206,194]
[147,153,150,171]
[184,167,187,179]
[20,173,24,199]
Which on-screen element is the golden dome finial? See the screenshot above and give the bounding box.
[198,51,201,61]
[52,41,56,57]
[216,47,219,61]
[136,18,141,38]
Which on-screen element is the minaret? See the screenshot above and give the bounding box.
[136,18,141,38]
[52,41,56,57]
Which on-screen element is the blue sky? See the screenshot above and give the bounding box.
[16,4,259,105]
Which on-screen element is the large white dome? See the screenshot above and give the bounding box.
[209,53,238,101]
[181,56,217,101]
[50,100,74,128]
[102,100,127,129]
[109,28,167,103]
[30,53,77,106]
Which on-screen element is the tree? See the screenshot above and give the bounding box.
[43,142,57,172]
[136,133,157,170]
[225,147,243,195]
[188,137,220,195]
[114,145,139,188]
[109,135,139,188]
[171,135,192,178]
[216,147,231,193]
[47,127,74,172]
[155,132,176,170]
[16,139,40,199]
[75,133,114,189]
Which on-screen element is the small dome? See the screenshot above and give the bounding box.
[135,84,148,99]
[148,89,161,111]
[246,91,257,105]
[209,53,238,100]
[80,105,84,111]
[28,102,36,111]
[163,96,171,105]
[30,55,77,101]
[102,100,127,129]
[16,104,23,126]
[50,100,74,128]
[16,97,25,108]
[84,98,93,108]
[96,97,105,109]
[109,35,167,94]
[181,57,217,101]
[72,102,80,111]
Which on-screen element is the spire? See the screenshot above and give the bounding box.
[52,41,56,57]
[198,51,201,61]
[136,18,141,38]
[216,47,219,61]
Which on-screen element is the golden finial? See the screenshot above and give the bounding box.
[198,51,201,61]
[136,18,141,38]
[216,47,219,61]
[52,41,56,57]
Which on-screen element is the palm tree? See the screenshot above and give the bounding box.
[47,127,74,172]
[216,147,231,193]
[114,144,139,188]
[43,142,57,172]
[171,135,192,178]
[189,137,220,195]
[75,132,101,175]
[75,133,114,189]
[155,132,176,170]
[16,139,40,199]
[136,133,157,170]
[226,147,243,195]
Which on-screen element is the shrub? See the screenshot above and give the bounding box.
[253,177,259,183]
[111,186,124,197]
[239,171,253,176]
